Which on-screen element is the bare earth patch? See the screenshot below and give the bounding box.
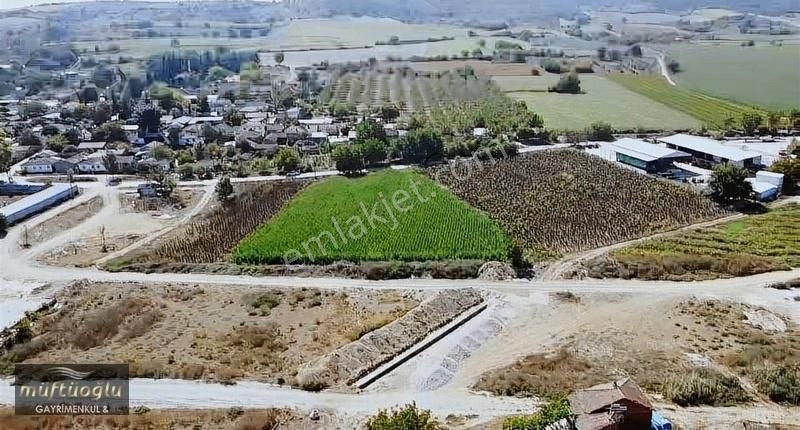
[474,296,799,407]
[41,234,142,267]
[2,281,421,386]
[0,407,332,430]
[25,195,103,246]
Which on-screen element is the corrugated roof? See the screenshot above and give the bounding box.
[659,134,761,162]
[77,141,107,150]
[0,184,75,219]
[611,138,689,162]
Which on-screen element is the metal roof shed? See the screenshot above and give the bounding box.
[611,138,690,162]
[658,134,762,166]
[0,184,78,225]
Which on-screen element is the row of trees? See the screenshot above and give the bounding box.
[331,119,445,176]
[146,49,258,84]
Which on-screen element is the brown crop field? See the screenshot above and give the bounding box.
[429,150,729,261]
[144,182,303,265]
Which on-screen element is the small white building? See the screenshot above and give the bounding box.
[756,171,785,188]
[76,152,108,174]
[122,124,139,143]
[473,127,489,138]
[23,158,55,174]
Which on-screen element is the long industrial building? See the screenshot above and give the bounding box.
[0,184,79,225]
[609,138,691,173]
[657,134,762,168]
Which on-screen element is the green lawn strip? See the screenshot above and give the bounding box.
[233,170,512,264]
[607,75,762,127]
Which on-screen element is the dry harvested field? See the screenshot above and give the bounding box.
[41,189,204,268]
[0,281,421,387]
[474,295,800,408]
[106,182,303,271]
[297,288,483,389]
[429,150,729,262]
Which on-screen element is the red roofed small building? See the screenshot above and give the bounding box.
[569,378,653,430]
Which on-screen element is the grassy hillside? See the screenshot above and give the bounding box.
[504,75,699,130]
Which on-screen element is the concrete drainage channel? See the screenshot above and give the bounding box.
[354,301,489,390]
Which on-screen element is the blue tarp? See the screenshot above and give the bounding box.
[651,411,672,430]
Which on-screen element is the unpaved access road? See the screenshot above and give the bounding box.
[0,378,535,418]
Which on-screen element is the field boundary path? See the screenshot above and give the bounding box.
[539,213,746,281]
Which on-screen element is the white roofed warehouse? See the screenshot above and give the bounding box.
[0,184,79,225]
[609,138,691,174]
[657,134,762,169]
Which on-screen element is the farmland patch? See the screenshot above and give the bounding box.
[233,170,511,265]
[429,150,728,262]
[667,44,800,110]
[322,68,500,115]
[474,296,796,407]
[607,74,760,128]
[584,205,800,281]
[504,75,699,130]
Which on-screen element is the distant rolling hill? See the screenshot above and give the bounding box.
[291,0,797,21]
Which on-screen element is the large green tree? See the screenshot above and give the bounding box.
[740,110,763,135]
[224,109,245,126]
[549,72,581,94]
[332,144,364,176]
[770,157,800,195]
[0,130,11,178]
[710,163,754,202]
[398,128,444,165]
[360,139,387,167]
[355,118,387,144]
[216,176,234,202]
[586,121,615,141]
[47,134,68,153]
[274,147,301,174]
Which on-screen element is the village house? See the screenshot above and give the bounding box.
[122,124,139,143]
[22,157,76,174]
[75,152,108,174]
[77,141,109,153]
[569,378,653,430]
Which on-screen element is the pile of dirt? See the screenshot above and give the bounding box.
[477,262,516,280]
[296,288,483,390]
